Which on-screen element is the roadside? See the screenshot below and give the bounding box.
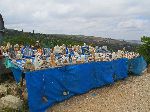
[48,72,150,112]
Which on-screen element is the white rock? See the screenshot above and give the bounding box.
[0,95,22,109]
[54,45,61,54]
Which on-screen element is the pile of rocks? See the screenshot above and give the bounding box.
[0,95,22,109]
[0,83,22,110]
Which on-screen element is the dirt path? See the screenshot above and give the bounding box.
[48,72,150,112]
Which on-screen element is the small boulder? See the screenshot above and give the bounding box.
[0,95,22,109]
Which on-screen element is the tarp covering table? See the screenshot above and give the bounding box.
[25,58,128,112]
[6,56,147,112]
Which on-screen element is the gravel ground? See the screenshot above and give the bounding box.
[48,71,150,112]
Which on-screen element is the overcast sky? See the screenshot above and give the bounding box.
[0,0,150,40]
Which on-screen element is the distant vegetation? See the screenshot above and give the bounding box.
[3,29,84,48]
[3,29,139,51]
[138,36,150,64]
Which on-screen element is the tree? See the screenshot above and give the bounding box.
[138,36,150,64]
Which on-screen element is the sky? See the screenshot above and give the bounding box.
[0,0,150,40]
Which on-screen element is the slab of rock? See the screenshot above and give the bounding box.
[0,95,22,109]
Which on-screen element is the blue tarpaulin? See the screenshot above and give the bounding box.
[128,56,147,75]
[112,58,128,81]
[6,56,147,112]
[4,58,22,83]
[10,67,22,83]
[25,59,128,112]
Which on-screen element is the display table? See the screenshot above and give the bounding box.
[5,56,147,112]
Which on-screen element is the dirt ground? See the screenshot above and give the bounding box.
[48,72,150,112]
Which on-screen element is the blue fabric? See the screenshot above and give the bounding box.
[94,61,114,86]
[10,67,22,83]
[4,58,22,83]
[128,56,147,75]
[112,58,128,81]
[8,56,147,112]
[25,59,127,112]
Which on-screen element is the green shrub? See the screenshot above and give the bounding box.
[138,36,150,64]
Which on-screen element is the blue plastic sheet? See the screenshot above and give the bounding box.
[25,59,127,112]
[7,56,147,112]
[112,58,128,81]
[4,58,23,83]
[128,56,147,75]
[10,67,22,83]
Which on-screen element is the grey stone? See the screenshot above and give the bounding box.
[0,95,22,109]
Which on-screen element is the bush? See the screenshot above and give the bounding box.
[138,36,150,64]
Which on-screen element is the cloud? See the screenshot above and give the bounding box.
[0,0,150,40]
[118,19,148,29]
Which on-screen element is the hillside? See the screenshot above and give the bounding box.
[3,29,139,51]
[126,40,142,44]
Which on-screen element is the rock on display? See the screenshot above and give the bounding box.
[1,42,140,71]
